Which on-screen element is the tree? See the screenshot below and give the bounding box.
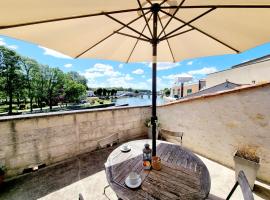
[102,88,107,96]
[34,65,48,111]
[96,88,103,96]
[0,46,22,114]
[64,79,86,104]
[67,71,88,89]
[163,88,171,97]
[134,90,139,94]
[111,89,117,96]
[21,57,40,112]
[45,67,65,110]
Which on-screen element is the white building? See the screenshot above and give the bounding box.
[206,54,270,88]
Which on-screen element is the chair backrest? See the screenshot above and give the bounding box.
[160,128,184,138]
[98,133,119,148]
[79,193,84,200]
[226,170,254,200]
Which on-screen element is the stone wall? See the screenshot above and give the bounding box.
[158,83,270,183]
[0,106,150,177]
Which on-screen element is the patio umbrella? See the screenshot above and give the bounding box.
[1,0,270,156]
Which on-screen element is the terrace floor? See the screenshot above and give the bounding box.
[0,140,269,200]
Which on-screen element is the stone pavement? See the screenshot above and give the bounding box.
[0,141,269,200]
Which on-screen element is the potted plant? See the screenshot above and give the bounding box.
[0,165,6,185]
[234,145,260,190]
[144,118,160,139]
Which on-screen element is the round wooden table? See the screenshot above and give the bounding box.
[105,139,211,200]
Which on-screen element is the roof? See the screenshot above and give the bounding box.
[159,82,270,108]
[232,54,270,69]
[182,81,241,99]
[209,54,270,75]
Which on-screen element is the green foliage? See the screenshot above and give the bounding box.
[0,46,22,114]
[0,165,6,176]
[96,88,103,96]
[64,79,86,103]
[163,88,171,97]
[0,46,88,114]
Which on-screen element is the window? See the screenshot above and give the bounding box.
[187,89,192,94]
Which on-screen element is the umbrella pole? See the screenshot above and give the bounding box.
[151,3,160,157]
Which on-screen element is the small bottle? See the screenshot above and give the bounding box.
[143,144,152,170]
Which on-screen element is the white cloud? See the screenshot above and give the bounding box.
[38,46,72,59]
[0,38,18,49]
[144,62,180,71]
[148,62,180,71]
[132,68,144,75]
[147,77,170,90]
[82,63,122,80]
[162,73,192,80]
[188,67,217,75]
[81,63,138,88]
[187,61,193,65]
[162,67,217,84]
[118,64,124,68]
[64,63,72,68]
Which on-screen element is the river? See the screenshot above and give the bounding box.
[114,95,166,106]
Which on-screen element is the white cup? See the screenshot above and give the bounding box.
[122,145,129,151]
[128,172,140,185]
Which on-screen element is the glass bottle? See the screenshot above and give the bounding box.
[143,144,152,170]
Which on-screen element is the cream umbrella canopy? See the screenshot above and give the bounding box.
[1,0,270,155]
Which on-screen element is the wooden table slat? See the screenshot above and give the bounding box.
[106,140,210,200]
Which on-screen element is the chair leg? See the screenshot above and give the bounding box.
[103,184,110,195]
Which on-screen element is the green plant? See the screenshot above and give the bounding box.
[0,165,6,176]
[235,145,260,163]
[144,118,160,128]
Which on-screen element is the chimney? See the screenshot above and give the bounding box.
[180,82,184,98]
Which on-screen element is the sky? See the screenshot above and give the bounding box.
[1,35,270,90]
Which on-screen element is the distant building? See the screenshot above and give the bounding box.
[183,81,241,99]
[206,54,270,88]
[87,90,95,97]
[171,80,206,98]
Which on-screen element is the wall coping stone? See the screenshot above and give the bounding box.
[0,105,151,122]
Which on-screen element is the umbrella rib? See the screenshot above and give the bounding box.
[160,9,240,53]
[0,7,151,30]
[105,14,151,41]
[137,0,153,38]
[157,0,186,39]
[126,13,153,63]
[75,11,151,58]
[159,7,216,40]
[159,0,169,6]
[161,5,270,9]
[115,31,150,42]
[160,28,194,41]
[158,14,175,62]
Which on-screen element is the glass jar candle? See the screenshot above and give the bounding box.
[143,144,152,170]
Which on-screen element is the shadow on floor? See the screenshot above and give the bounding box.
[254,184,270,200]
[0,145,119,200]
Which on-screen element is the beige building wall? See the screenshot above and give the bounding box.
[0,106,150,177]
[206,59,270,88]
[158,83,270,183]
[171,83,199,97]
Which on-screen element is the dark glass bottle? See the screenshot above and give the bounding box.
[143,144,152,170]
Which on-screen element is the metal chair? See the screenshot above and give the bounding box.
[160,128,184,146]
[226,170,254,200]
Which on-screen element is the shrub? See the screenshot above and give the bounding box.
[0,165,6,176]
[235,145,260,163]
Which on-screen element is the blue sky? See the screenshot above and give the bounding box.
[1,35,270,90]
